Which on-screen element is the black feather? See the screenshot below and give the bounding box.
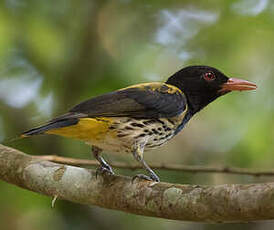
[22,118,79,136]
[69,83,187,119]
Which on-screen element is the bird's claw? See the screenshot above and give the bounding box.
[95,165,114,178]
[131,173,160,183]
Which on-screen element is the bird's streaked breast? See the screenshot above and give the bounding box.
[45,103,189,153]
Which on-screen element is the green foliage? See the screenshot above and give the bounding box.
[0,0,273,229]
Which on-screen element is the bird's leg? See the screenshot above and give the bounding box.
[132,143,160,182]
[92,146,114,176]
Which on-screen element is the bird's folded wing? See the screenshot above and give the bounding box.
[52,82,187,121]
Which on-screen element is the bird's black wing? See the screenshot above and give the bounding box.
[54,83,187,121]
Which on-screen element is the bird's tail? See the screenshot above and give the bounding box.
[21,118,79,137]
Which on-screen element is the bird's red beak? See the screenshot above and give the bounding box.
[220,78,257,93]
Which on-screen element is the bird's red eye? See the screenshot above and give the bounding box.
[203,72,216,81]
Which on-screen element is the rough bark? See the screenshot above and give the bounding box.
[1,144,274,223]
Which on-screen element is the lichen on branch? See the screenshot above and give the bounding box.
[1,144,274,223]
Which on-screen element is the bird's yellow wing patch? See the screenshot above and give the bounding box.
[120,82,183,95]
[46,118,115,142]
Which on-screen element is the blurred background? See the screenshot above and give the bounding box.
[0,0,274,229]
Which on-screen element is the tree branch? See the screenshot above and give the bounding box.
[1,144,274,223]
[35,154,274,177]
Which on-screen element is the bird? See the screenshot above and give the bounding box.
[21,65,257,182]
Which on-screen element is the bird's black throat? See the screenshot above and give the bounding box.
[166,78,223,115]
[183,90,221,114]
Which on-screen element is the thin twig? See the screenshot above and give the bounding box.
[33,155,274,177]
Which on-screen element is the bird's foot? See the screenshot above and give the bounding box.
[132,173,160,183]
[95,164,114,178]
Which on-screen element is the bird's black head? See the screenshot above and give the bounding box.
[166,65,257,114]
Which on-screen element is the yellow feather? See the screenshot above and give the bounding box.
[46,118,115,142]
[119,82,183,95]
